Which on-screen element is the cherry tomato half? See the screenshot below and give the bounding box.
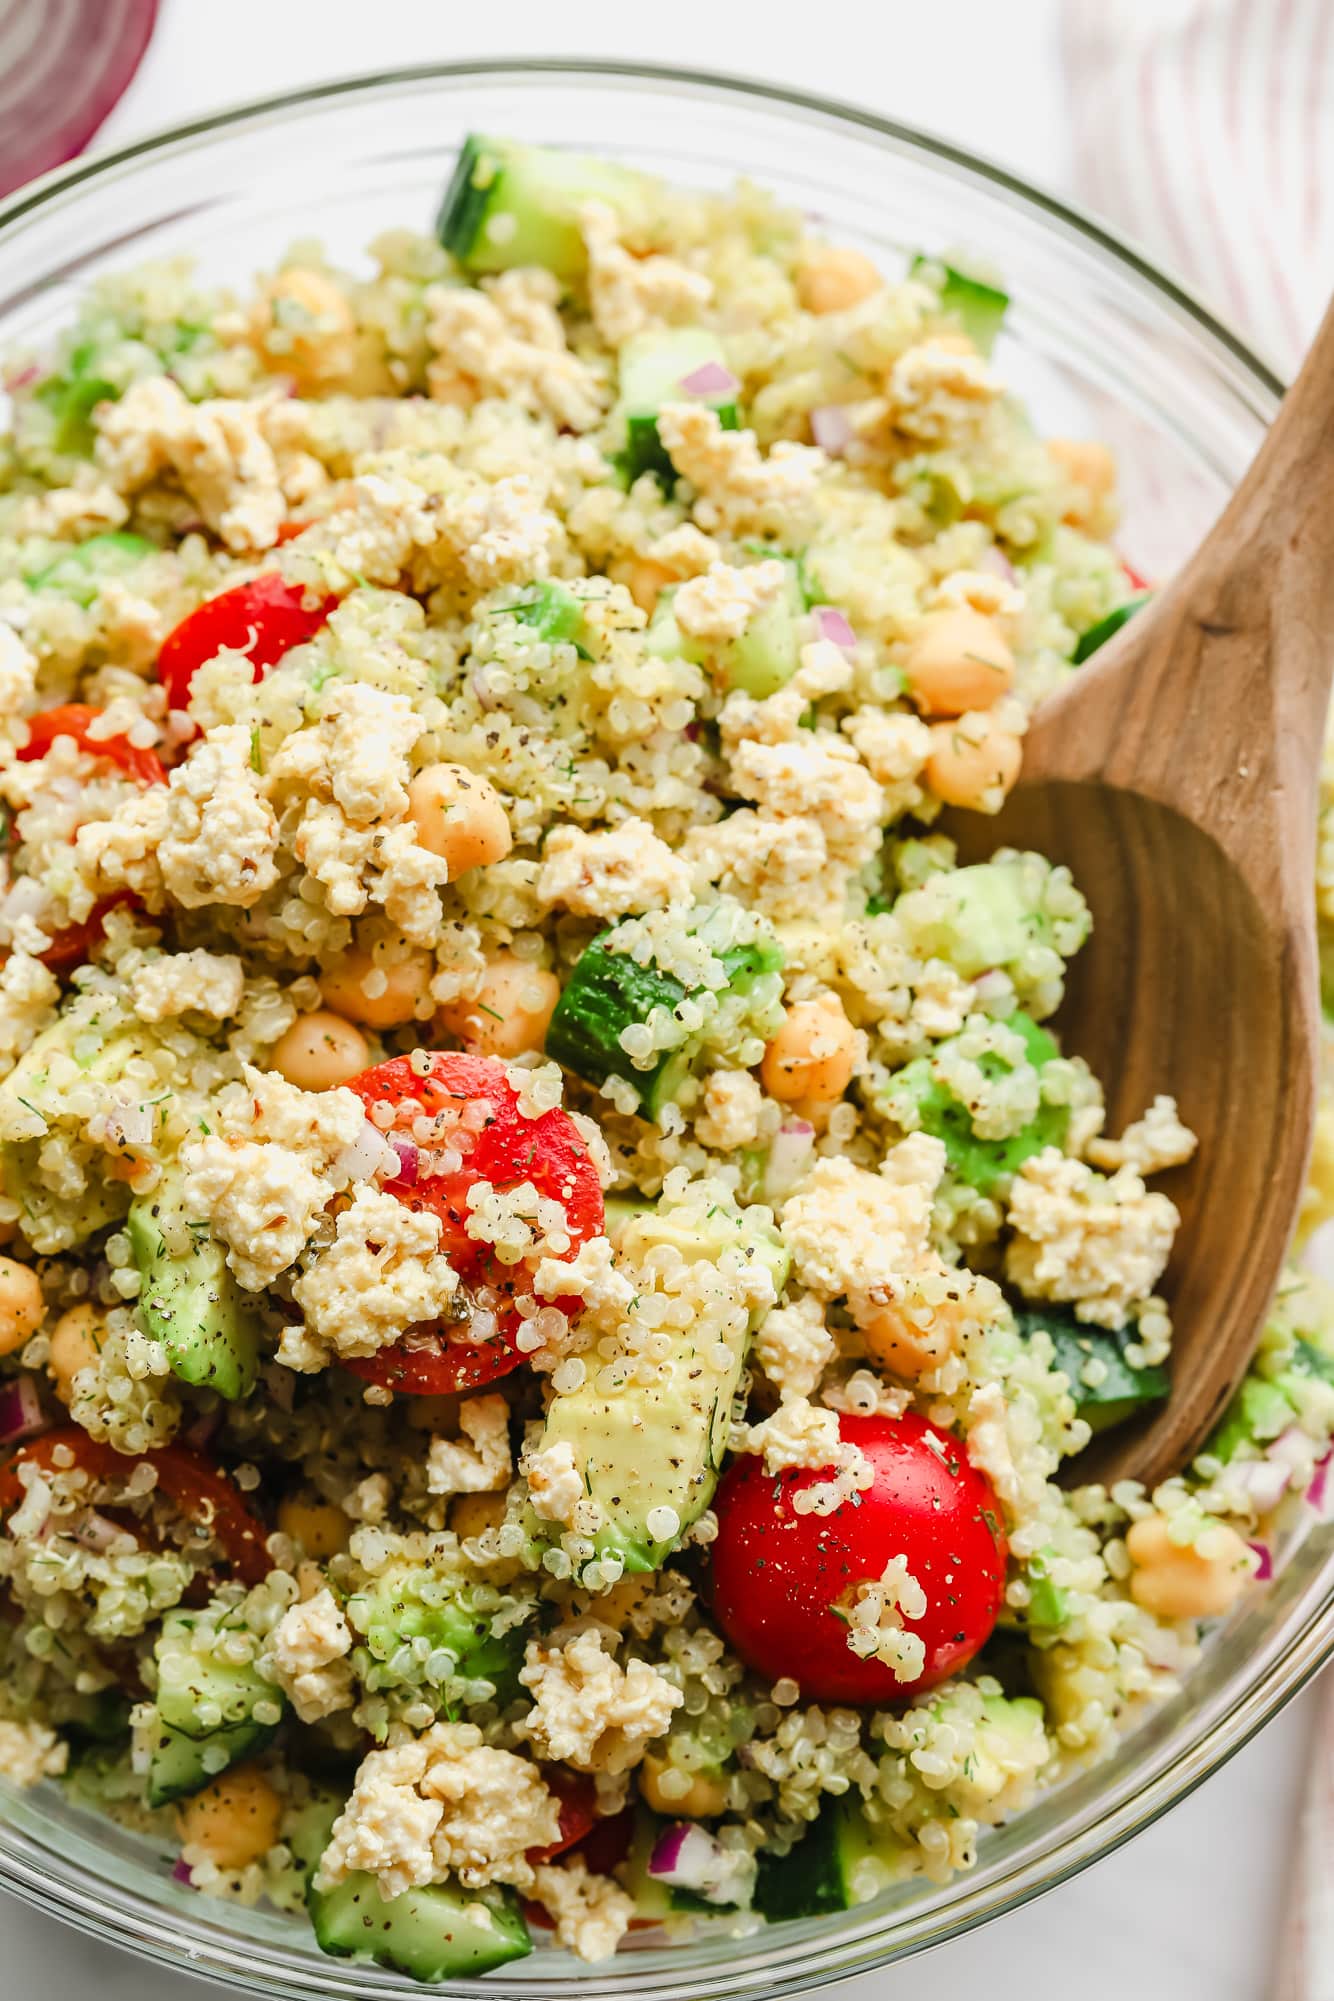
[157,573,335,714]
[526,1770,601,1865]
[18,704,167,787]
[0,1428,270,1586]
[37,892,139,974]
[342,1053,604,1397]
[709,1411,1007,1704]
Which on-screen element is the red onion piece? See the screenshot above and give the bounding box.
[1309,1448,1332,1514]
[0,0,159,199]
[0,1376,47,1445]
[813,606,857,651]
[172,1858,195,1887]
[646,1821,751,1906]
[389,1137,420,1186]
[1227,1454,1291,1515]
[764,1121,815,1205]
[1247,1540,1274,1582]
[678,359,739,399]
[810,405,854,455]
[3,363,43,394]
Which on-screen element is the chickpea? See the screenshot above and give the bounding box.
[591,1573,654,1630]
[617,557,674,616]
[320,944,433,1029]
[1048,437,1117,530]
[48,1304,104,1404]
[760,994,860,1104]
[270,1010,369,1092]
[797,247,882,316]
[276,1493,351,1561]
[0,1255,44,1358]
[904,608,1015,718]
[175,1764,284,1871]
[925,714,1023,814]
[251,267,357,389]
[436,955,561,1060]
[407,764,512,879]
[638,1751,730,1820]
[860,1299,956,1382]
[1126,1512,1253,1621]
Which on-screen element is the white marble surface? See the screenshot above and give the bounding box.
[4,2,1328,1995]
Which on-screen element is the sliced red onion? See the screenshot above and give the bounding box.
[1309,1448,1332,1515]
[977,545,1018,584]
[1247,1540,1274,1582]
[389,1137,420,1186]
[1225,1455,1291,1515]
[810,405,854,456]
[0,0,159,199]
[647,1821,751,1905]
[172,1858,195,1887]
[678,360,739,399]
[813,606,857,651]
[0,1376,47,1445]
[4,363,43,394]
[764,1120,815,1205]
[335,1120,398,1185]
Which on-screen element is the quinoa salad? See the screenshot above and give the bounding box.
[0,134,1331,1979]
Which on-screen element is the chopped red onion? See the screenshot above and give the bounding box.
[810,405,854,455]
[647,1822,752,1906]
[678,360,739,399]
[1227,1455,1290,1515]
[977,545,1018,584]
[335,1120,398,1184]
[172,1858,195,1887]
[389,1137,420,1186]
[813,606,857,651]
[764,1120,815,1204]
[0,1376,47,1445]
[0,0,159,199]
[4,363,43,394]
[1309,1448,1332,1514]
[1247,1540,1274,1582]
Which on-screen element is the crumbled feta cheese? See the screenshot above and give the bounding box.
[265,1587,354,1723]
[673,559,788,646]
[726,735,884,868]
[735,1395,842,1474]
[752,1293,836,1401]
[538,817,691,917]
[521,1628,683,1774]
[0,1716,68,1789]
[693,1067,766,1153]
[655,404,824,538]
[425,273,606,432]
[1086,1095,1198,1176]
[426,1394,512,1497]
[129,950,246,1023]
[780,1143,945,1305]
[523,1440,585,1526]
[581,200,712,348]
[529,1856,635,1962]
[158,723,281,909]
[889,341,1002,443]
[289,1185,461,1367]
[96,377,287,552]
[532,1235,633,1352]
[0,952,59,1077]
[1005,1146,1180,1328]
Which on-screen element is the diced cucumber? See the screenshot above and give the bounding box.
[882,1012,1069,1195]
[437,133,650,283]
[1072,592,1151,665]
[143,1607,283,1807]
[24,532,155,607]
[545,932,783,1120]
[294,1795,532,1979]
[753,1797,894,1920]
[645,557,806,698]
[614,328,740,486]
[1016,1301,1169,1435]
[127,1171,263,1401]
[1023,1550,1066,1629]
[1207,1375,1299,1464]
[504,578,592,652]
[911,254,1009,355]
[36,338,119,454]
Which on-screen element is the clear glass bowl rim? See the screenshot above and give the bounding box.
[0,52,1326,2001]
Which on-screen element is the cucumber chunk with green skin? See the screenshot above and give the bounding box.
[753,1797,890,1919]
[545,932,783,1120]
[293,1796,533,1979]
[529,1199,788,1573]
[127,1173,263,1401]
[143,1607,283,1807]
[883,1012,1069,1196]
[646,560,806,698]
[25,531,155,607]
[910,255,1010,355]
[1072,592,1151,664]
[614,328,740,486]
[437,133,650,282]
[1015,1301,1169,1434]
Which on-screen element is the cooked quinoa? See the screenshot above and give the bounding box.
[0,135,1330,1978]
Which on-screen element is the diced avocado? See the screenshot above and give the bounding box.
[646,558,806,697]
[530,1197,788,1573]
[437,133,650,283]
[504,578,592,652]
[545,930,784,1121]
[894,853,1091,989]
[1206,1375,1298,1464]
[882,1012,1069,1195]
[127,1171,263,1401]
[1072,592,1151,665]
[35,338,119,454]
[294,1795,532,1979]
[142,1607,283,1807]
[24,531,155,607]
[754,1796,905,1920]
[1023,1549,1066,1629]
[344,1559,526,1699]
[911,254,1010,355]
[614,328,740,486]
[602,1192,652,1243]
[1016,1301,1169,1435]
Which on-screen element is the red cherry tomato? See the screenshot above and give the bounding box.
[526,1770,601,1865]
[157,573,335,714]
[709,1411,1007,1703]
[0,1428,270,1586]
[37,891,139,974]
[18,704,167,786]
[272,520,310,546]
[342,1053,604,1397]
[1120,558,1152,593]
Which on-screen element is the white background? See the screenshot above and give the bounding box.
[6,3,1328,1997]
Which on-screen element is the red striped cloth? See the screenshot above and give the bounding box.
[1062,0,1334,374]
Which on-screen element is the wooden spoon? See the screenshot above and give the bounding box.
[950,298,1334,1490]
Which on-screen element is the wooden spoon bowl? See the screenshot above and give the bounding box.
[951,302,1334,1490]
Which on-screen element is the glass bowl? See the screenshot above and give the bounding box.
[0,57,1328,2001]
